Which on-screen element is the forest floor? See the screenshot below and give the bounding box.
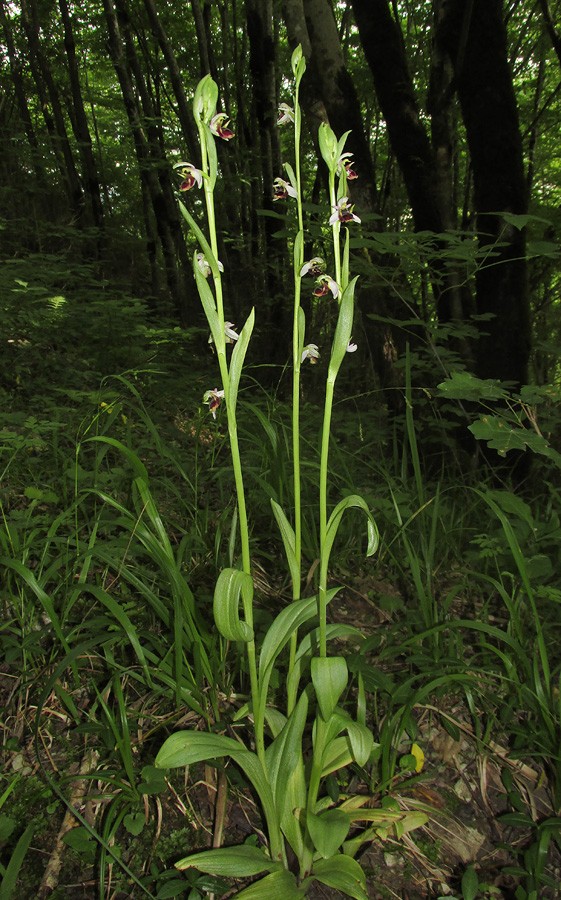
[2,575,560,900]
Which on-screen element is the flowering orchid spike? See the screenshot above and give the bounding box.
[210,113,235,140]
[300,257,325,278]
[329,196,361,225]
[277,103,295,125]
[301,343,320,364]
[203,387,225,419]
[338,152,358,180]
[197,253,224,278]
[273,177,298,201]
[346,341,358,353]
[174,162,203,191]
[313,274,339,299]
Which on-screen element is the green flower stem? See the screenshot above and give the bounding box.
[196,114,259,754]
[329,172,342,287]
[287,81,305,714]
[318,377,335,659]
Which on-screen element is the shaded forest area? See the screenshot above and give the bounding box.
[2,2,561,899]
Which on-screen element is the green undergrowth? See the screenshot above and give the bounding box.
[1,272,561,898]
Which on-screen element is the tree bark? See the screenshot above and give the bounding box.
[58,0,104,233]
[21,0,85,226]
[437,0,530,386]
[103,0,192,320]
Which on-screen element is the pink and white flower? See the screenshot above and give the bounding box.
[300,257,325,278]
[329,196,361,225]
[210,113,235,140]
[337,153,358,180]
[196,253,224,278]
[313,274,339,299]
[203,387,225,419]
[301,343,320,364]
[273,177,298,201]
[174,161,203,191]
[277,103,295,125]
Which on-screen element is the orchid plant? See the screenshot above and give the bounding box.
[156,46,426,900]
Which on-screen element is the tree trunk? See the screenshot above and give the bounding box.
[58,0,104,234]
[437,0,530,386]
[302,0,378,216]
[103,0,192,321]
[21,0,85,226]
[142,0,200,164]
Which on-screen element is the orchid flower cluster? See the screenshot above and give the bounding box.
[156,46,424,900]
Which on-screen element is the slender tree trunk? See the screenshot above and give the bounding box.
[351,0,440,231]
[103,0,192,320]
[58,0,104,234]
[142,0,199,163]
[21,0,85,225]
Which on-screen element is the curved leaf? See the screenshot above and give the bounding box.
[213,568,254,642]
[310,855,368,900]
[324,494,379,572]
[307,809,350,859]
[235,869,305,900]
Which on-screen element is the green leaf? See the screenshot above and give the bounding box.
[213,568,254,642]
[321,736,353,776]
[235,869,305,900]
[346,721,374,767]
[437,371,509,401]
[123,812,145,836]
[311,657,348,721]
[318,122,338,170]
[193,253,223,352]
[265,692,308,813]
[228,308,255,415]
[461,865,479,900]
[270,500,299,588]
[307,809,350,858]
[311,855,368,900]
[175,845,282,876]
[323,494,379,572]
[328,277,358,382]
[0,823,34,900]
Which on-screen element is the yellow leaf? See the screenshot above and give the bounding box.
[411,743,424,773]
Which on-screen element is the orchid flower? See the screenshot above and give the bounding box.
[174,161,203,191]
[210,113,235,140]
[300,257,325,278]
[301,343,320,364]
[346,340,358,353]
[277,103,295,125]
[208,322,240,346]
[337,152,358,180]
[197,252,224,278]
[273,177,298,201]
[329,196,361,225]
[313,274,339,299]
[203,387,225,419]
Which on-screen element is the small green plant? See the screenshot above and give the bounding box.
[155,49,426,899]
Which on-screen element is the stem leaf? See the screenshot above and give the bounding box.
[229,308,255,414]
[270,499,299,587]
[213,568,254,642]
[307,808,350,858]
[310,855,368,900]
[311,657,348,721]
[328,276,359,381]
[175,845,282,876]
